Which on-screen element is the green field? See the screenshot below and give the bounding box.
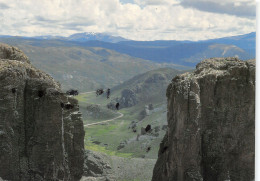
[75,90,167,159]
[72,67,175,180]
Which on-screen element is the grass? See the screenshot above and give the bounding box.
[85,139,133,158]
[84,117,136,154]
[75,86,168,159]
[82,103,167,159]
[75,92,98,104]
[90,124,118,136]
[75,93,89,102]
[75,92,112,105]
[76,92,136,158]
[84,119,135,158]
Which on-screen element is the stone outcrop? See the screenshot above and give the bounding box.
[0,43,85,180]
[81,150,115,181]
[152,58,255,181]
[118,89,138,108]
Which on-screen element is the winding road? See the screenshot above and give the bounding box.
[80,91,96,94]
[84,112,124,127]
[79,91,124,127]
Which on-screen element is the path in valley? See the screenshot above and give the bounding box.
[81,91,96,94]
[79,91,124,127]
[84,112,124,127]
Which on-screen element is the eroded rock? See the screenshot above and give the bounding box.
[152,58,255,181]
[82,150,114,181]
[0,43,85,180]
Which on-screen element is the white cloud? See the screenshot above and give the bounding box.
[0,0,256,40]
[134,0,180,6]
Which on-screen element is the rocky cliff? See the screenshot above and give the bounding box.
[0,43,85,180]
[152,58,255,181]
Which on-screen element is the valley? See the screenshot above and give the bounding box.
[76,68,183,156]
[74,68,183,180]
[0,31,255,180]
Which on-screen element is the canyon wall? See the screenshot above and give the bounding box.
[0,44,85,180]
[152,58,255,181]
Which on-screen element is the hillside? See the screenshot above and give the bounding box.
[76,67,187,160]
[0,32,255,69]
[4,44,173,92]
[81,67,186,108]
[108,68,185,108]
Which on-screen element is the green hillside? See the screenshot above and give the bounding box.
[0,38,191,92]
[75,68,188,159]
[109,67,184,106]
[18,45,167,92]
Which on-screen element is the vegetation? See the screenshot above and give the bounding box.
[74,68,182,159]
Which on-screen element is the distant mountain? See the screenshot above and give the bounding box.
[115,32,255,66]
[0,32,255,74]
[12,44,169,92]
[30,35,65,40]
[118,32,255,50]
[201,32,256,55]
[118,40,192,48]
[73,40,253,67]
[67,32,128,43]
[13,32,129,43]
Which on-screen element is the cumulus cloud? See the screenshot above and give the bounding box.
[180,0,256,18]
[134,0,180,6]
[0,0,256,40]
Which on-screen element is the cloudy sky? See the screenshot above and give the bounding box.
[0,0,256,40]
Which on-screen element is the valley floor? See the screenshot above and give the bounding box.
[75,91,167,180]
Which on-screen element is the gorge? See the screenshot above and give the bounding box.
[0,44,255,181]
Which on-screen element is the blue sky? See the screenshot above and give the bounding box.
[0,0,256,41]
[120,0,135,4]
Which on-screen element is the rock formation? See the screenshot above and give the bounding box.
[117,89,138,108]
[81,150,115,181]
[152,58,255,181]
[0,43,85,180]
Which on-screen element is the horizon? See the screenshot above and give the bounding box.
[0,0,256,41]
[0,31,256,42]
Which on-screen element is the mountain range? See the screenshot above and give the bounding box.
[0,32,127,43]
[0,32,255,91]
[0,32,254,66]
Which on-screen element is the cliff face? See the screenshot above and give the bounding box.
[0,44,85,180]
[152,58,255,181]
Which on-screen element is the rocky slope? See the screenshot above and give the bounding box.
[80,150,156,181]
[152,58,255,181]
[0,43,85,180]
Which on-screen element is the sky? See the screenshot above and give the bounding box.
[0,0,256,41]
